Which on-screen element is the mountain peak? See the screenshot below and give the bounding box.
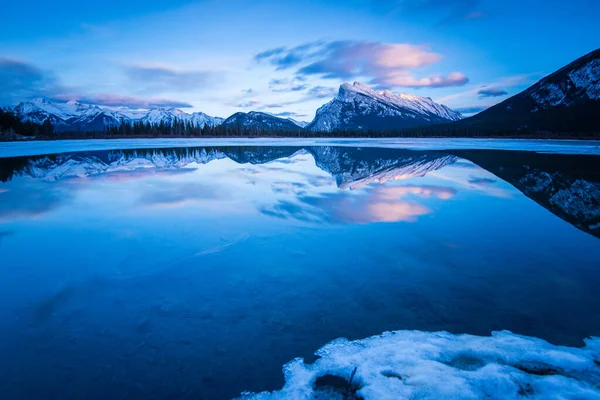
[31,97,50,104]
[308,82,462,132]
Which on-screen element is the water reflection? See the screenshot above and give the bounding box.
[0,145,599,400]
[1,146,599,237]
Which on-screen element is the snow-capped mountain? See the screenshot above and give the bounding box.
[306,82,462,132]
[13,98,130,131]
[11,99,224,132]
[222,112,302,131]
[140,108,223,128]
[459,48,600,132]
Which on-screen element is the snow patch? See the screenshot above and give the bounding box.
[239,330,600,400]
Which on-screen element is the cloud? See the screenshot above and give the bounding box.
[123,65,216,92]
[454,106,487,114]
[235,99,262,108]
[269,78,308,93]
[468,177,497,186]
[306,86,338,99]
[64,93,193,109]
[0,58,68,104]
[478,87,508,98]
[373,71,469,88]
[272,111,308,118]
[255,41,468,89]
[0,58,194,109]
[392,0,484,25]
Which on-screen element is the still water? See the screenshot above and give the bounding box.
[0,145,599,399]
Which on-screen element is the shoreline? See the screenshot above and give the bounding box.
[2,137,600,158]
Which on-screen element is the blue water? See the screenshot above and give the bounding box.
[0,145,599,399]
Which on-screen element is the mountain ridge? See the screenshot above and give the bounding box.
[454,48,600,132]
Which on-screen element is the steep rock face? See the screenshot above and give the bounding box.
[307,82,462,132]
[458,48,600,132]
[222,112,302,131]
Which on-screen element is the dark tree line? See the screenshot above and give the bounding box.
[1,108,598,140]
[0,109,54,138]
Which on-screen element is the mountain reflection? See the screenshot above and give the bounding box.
[0,146,599,238]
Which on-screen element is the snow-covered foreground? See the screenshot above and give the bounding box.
[1,138,600,158]
[240,330,600,400]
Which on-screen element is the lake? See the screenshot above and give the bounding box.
[1,141,599,399]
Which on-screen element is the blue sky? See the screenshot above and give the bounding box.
[1,0,598,120]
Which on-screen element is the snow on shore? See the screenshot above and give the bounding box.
[239,330,600,400]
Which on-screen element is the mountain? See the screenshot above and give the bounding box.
[12,99,224,132]
[306,82,462,132]
[222,112,302,131]
[13,98,130,131]
[457,48,600,133]
[140,108,223,128]
[287,118,309,128]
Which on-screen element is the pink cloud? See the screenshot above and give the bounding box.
[373,44,442,69]
[257,40,469,89]
[375,71,469,88]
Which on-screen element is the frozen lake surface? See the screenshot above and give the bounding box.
[1,137,600,158]
[0,142,599,399]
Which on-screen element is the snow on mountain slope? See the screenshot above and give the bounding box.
[307,82,462,132]
[526,49,600,109]
[11,99,224,132]
[13,98,130,131]
[458,48,600,132]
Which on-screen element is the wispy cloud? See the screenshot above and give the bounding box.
[0,58,67,104]
[478,87,508,98]
[269,78,308,93]
[455,106,488,115]
[74,94,193,109]
[123,65,217,92]
[255,40,468,89]
[387,0,485,25]
[373,71,469,88]
[0,58,194,109]
[272,111,308,118]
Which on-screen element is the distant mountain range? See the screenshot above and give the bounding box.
[11,98,225,132]
[7,48,600,134]
[9,84,462,133]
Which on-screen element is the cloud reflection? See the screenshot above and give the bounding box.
[261,184,457,224]
[138,182,227,209]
